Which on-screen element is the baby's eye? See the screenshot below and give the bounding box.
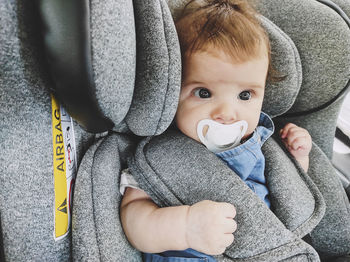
[238,90,251,101]
[194,88,211,98]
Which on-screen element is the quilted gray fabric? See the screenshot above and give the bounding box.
[256,0,350,114]
[263,138,325,237]
[259,16,301,117]
[307,144,350,257]
[128,129,321,261]
[256,0,350,160]
[333,0,350,15]
[72,134,142,261]
[266,136,350,256]
[2,0,350,260]
[125,0,182,136]
[0,1,94,261]
[91,0,136,129]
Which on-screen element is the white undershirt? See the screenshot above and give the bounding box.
[119,168,140,195]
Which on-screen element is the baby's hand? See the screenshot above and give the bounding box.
[280,123,312,159]
[185,200,237,255]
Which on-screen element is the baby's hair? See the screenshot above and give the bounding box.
[175,0,283,82]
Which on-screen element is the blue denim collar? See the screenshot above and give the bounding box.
[256,111,274,145]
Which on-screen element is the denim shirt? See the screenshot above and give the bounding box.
[216,112,274,208]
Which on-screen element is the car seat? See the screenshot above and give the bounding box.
[71,0,350,261]
[0,0,349,262]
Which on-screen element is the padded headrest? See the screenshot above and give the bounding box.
[38,0,135,133]
[256,0,350,117]
[124,0,182,136]
[260,16,302,117]
[39,0,181,136]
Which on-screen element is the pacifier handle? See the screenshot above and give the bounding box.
[197,119,211,145]
[238,121,248,138]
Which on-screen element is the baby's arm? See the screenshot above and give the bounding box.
[120,187,237,255]
[280,123,312,172]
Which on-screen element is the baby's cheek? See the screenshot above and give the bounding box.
[176,116,199,142]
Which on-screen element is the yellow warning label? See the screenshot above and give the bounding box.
[51,95,68,239]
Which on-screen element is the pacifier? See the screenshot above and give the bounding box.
[197,119,248,153]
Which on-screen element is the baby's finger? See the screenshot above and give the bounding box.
[289,136,308,150]
[220,202,236,218]
[223,218,237,234]
[280,123,297,139]
[284,129,307,145]
[222,233,234,248]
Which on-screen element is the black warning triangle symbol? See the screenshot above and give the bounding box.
[58,198,67,214]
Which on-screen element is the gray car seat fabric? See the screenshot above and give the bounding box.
[71,0,181,261]
[255,0,350,158]
[125,0,350,261]
[259,15,302,118]
[38,0,136,134]
[307,144,350,257]
[0,1,95,261]
[1,0,151,261]
[255,0,350,257]
[125,0,181,136]
[72,133,142,261]
[128,130,323,261]
[2,0,350,261]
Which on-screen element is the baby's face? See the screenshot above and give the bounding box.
[175,49,268,143]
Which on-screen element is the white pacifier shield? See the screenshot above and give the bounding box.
[197,119,248,153]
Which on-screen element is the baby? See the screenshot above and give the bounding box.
[120,0,312,260]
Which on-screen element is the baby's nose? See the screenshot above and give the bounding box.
[212,102,237,124]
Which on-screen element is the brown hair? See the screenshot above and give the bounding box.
[175,0,281,82]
